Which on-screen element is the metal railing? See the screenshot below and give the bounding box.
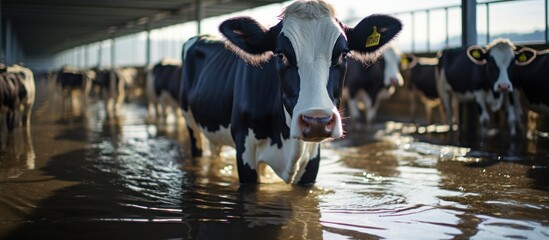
[346,0,548,53]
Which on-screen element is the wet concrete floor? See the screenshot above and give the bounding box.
[0,82,548,239]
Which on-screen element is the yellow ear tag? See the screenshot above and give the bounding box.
[518,52,527,62]
[401,57,409,65]
[472,49,481,59]
[365,26,381,48]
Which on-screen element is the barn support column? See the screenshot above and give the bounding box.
[0,0,3,62]
[84,45,89,67]
[111,38,116,67]
[76,47,81,67]
[546,0,548,44]
[6,19,12,65]
[146,25,151,67]
[98,41,103,67]
[460,0,478,139]
[196,0,203,34]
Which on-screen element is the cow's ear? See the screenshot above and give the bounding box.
[345,14,402,55]
[514,47,537,66]
[466,45,487,65]
[219,16,282,55]
[401,54,417,70]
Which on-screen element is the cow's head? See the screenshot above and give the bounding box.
[466,38,527,93]
[220,0,401,142]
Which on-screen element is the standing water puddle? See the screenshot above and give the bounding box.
[1,85,548,239]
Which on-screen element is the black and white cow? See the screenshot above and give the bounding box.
[401,54,442,124]
[146,58,184,124]
[0,64,34,146]
[511,48,549,115]
[344,45,403,126]
[56,66,93,112]
[181,0,402,184]
[437,38,525,135]
[91,67,126,116]
[6,64,35,127]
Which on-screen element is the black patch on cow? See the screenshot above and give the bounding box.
[439,47,492,94]
[57,70,86,90]
[187,127,202,157]
[276,33,299,116]
[152,63,182,101]
[345,57,386,105]
[181,38,235,133]
[297,147,320,185]
[92,69,121,93]
[512,53,549,109]
[328,35,349,108]
[409,63,438,99]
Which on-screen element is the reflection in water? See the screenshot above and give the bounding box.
[0,128,36,179]
[1,88,548,239]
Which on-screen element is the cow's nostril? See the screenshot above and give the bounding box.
[302,114,333,125]
[498,83,511,91]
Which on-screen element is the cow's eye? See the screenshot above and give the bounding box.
[336,51,349,65]
[341,51,348,60]
[275,52,288,65]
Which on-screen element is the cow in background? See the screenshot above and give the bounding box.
[182,0,402,184]
[0,64,33,147]
[437,38,525,136]
[91,67,126,117]
[118,67,141,102]
[344,44,404,127]
[146,58,184,125]
[56,66,93,114]
[6,64,35,128]
[511,48,548,114]
[401,54,443,124]
[510,47,548,135]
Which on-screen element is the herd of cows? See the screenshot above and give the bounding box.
[1,0,548,184]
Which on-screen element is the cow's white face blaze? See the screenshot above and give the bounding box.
[382,46,404,87]
[279,15,345,141]
[488,42,515,92]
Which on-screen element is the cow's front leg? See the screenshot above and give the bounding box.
[235,132,258,184]
[509,91,524,136]
[186,126,203,157]
[347,98,361,123]
[474,92,490,133]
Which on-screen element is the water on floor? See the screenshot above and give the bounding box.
[1,83,548,239]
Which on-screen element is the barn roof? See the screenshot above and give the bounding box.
[3,0,286,57]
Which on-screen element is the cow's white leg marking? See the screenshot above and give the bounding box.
[474,91,490,132]
[437,68,453,127]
